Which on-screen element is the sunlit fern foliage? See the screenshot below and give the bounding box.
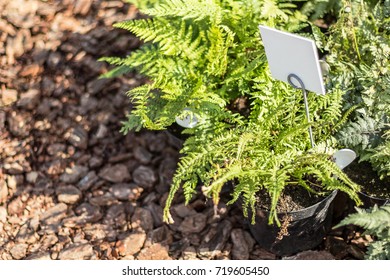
[299,0,343,20]
[318,0,390,179]
[299,0,382,21]
[163,75,362,226]
[100,0,365,226]
[336,205,390,260]
[100,0,308,131]
[361,130,390,179]
[369,141,390,179]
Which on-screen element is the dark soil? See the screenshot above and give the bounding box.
[228,96,251,118]
[166,123,186,142]
[344,160,390,200]
[256,185,325,213]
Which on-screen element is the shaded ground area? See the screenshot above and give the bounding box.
[0,0,369,260]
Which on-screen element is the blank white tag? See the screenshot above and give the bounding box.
[259,25,326,95]
[175,108,198,128]
[333,149,357,170]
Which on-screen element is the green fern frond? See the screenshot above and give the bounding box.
[261,0,290,22]
[236,132,253,160]
[125,85,158,129]
[205,163,243,205]
[99,65,133,79]
[336,205,390,260]
[120,114,143,133]
[369,137,390,179]
[182,178,199,203]
[206,25,235,76]
[338,116,383,153]
[114,18,206,59]
[98,56,127,65]
[275,122,312,150]
[267,166,290,226]
[300,0,342,21]
[114,18,170,43]
[102,0,368,227]
[100,44,161,76]
[309,22,327,49]
[332,104,359,133]
[143,0,223,24]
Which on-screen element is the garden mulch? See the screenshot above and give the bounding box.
[0,0,368,260]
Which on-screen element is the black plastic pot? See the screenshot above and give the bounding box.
[359,191,390,208]
[246,190,338,256]
[343,161,390,208]
[165,123,186,149]
[166,123,186,141]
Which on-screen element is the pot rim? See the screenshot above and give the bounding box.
[251,190,338,219]
[272,189,338,215]
[359,191,390,204]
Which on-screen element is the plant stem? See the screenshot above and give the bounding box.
[348,0,362,61]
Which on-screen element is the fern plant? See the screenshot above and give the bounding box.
[336,205,390,260]
[362,130,390,179]
[100,0,309,132]
[321,0,390,179]
[299,0,382,21]
[100,0,364,226]
[163,71,362,226]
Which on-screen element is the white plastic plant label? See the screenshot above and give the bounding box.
[259,25,326,95]
[175,108,198,128]
[333,149,357,170]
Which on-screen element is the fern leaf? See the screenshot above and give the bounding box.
[337,205,390,230]
[206,25,235,76]
[335,205,390,260]
[369,138,390,179]
[261,0,289,22]
[99,65,132,79]
[338,116,382,152]
[143,0,223,24]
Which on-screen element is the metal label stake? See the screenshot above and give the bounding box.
[258,25,327,148]
[287,73,315,148]
[259,25,359,170]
